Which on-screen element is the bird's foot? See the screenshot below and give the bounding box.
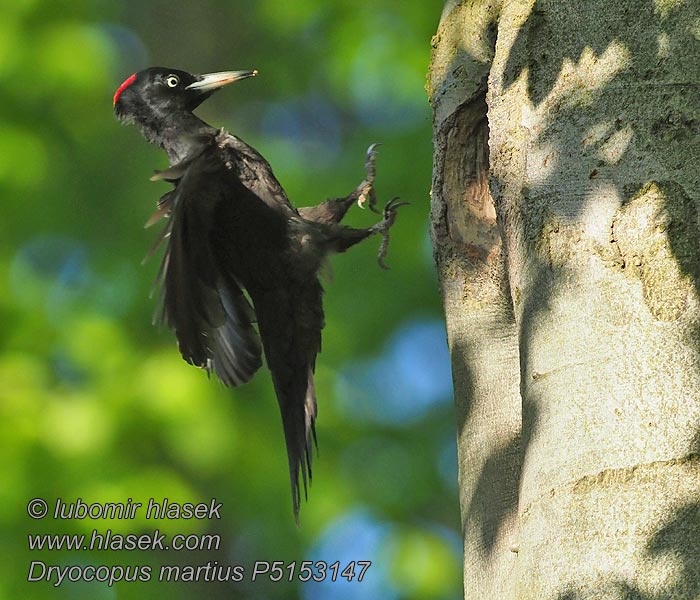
[356,143,381,213]
[370,197,409,269]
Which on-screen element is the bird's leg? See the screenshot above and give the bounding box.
[324,197,407,269]
[354,142,380,213]
[369,198,409,269]
[299,144,381,225]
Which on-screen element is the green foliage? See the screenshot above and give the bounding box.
[1,1,458,598]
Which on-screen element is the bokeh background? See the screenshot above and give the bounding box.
[1,1,459,598]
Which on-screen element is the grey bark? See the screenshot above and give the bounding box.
[429,1,700,598]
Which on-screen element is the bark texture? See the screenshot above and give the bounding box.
[430,2,521,598]
[430,1,700,598]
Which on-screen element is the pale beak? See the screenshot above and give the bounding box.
[185,70,258,92]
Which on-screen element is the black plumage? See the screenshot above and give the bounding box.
[114,67,404,519]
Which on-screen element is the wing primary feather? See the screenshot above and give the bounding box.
[148,146,263,384]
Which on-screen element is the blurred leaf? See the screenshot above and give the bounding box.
[384,527,462,599]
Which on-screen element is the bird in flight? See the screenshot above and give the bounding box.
[113,67,404,520]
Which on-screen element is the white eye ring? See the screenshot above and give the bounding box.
[166,75,179,88]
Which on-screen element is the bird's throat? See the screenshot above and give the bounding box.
[138,111,216,165]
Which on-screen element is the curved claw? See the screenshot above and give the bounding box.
[383,197,410,216]
[374,197,408,269]
[357,186,378,212]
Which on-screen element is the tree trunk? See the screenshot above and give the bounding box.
[429,1,700,598]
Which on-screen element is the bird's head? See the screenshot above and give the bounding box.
[114,67,257,126]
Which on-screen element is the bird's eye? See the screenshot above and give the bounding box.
[166,75,179,88]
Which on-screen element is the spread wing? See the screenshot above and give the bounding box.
[150,148,262,386]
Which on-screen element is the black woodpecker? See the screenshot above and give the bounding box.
[113,67,404,520]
